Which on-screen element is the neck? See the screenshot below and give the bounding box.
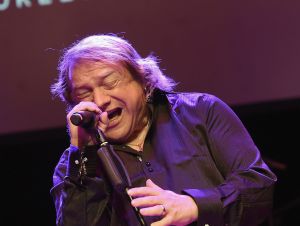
[126,119,150,152]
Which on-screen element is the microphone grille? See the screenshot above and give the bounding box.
[70,113,83,126]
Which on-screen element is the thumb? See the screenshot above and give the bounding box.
[146,179,162,190]
[98,111,109,132]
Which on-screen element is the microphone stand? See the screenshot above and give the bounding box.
[95,128,147,226]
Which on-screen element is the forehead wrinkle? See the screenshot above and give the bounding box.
[70,60,110,77]
[70,63,117,89]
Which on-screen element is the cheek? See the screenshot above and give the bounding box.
[125,98,143,116]
[123,88,145,109]
[133,93,146,112]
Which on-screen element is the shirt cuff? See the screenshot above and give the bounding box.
[182,188,224,226]
[66,145,81,179]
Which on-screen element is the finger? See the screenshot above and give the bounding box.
[146,179,163,190]
[131,195,161,208]
[76,101,101,112]
[98,111,109,132]
[151,215,172,226]
[67,102,101,118]
[127,187,160,197]
[140,205,166,217]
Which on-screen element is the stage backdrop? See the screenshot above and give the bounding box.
[0,0,300,135]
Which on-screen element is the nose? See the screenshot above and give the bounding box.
[93,87,111,110]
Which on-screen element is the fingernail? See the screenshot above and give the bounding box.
[127,189,132,195]
[146,179,152,184]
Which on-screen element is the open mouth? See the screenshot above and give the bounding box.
[107,108,122,120]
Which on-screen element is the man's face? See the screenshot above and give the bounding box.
[69,60,147,143]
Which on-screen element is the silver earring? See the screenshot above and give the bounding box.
[146,93,152,103]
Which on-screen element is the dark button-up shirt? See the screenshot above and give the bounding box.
[50,91,277,226]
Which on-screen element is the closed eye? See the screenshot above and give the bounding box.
[102,79,119,90]
[102,72,123,88]
[73,89,92,101]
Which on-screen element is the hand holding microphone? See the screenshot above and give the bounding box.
[67,101,108,148]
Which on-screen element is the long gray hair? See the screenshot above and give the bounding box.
[50,34,177,106]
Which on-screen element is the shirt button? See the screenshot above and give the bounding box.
[148,168,153,172]
[145,161,151,166]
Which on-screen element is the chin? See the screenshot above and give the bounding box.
[104,129,129,144]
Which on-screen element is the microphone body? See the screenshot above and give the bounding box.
[70,110,146,225]
[96,130,146,226]
[70,111,96,128]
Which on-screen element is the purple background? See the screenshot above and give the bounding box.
[0,0,299,135]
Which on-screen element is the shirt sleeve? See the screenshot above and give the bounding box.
[50,145,110,226]
[184,95,277,226]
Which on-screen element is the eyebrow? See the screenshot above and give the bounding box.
[100,71,117,81]
[72,70,118,91]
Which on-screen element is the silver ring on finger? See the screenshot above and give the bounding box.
[160,204,167,216]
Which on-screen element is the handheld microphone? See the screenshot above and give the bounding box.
[96,129,146,226]
[70,111,96,128]
[70,111,146,225]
